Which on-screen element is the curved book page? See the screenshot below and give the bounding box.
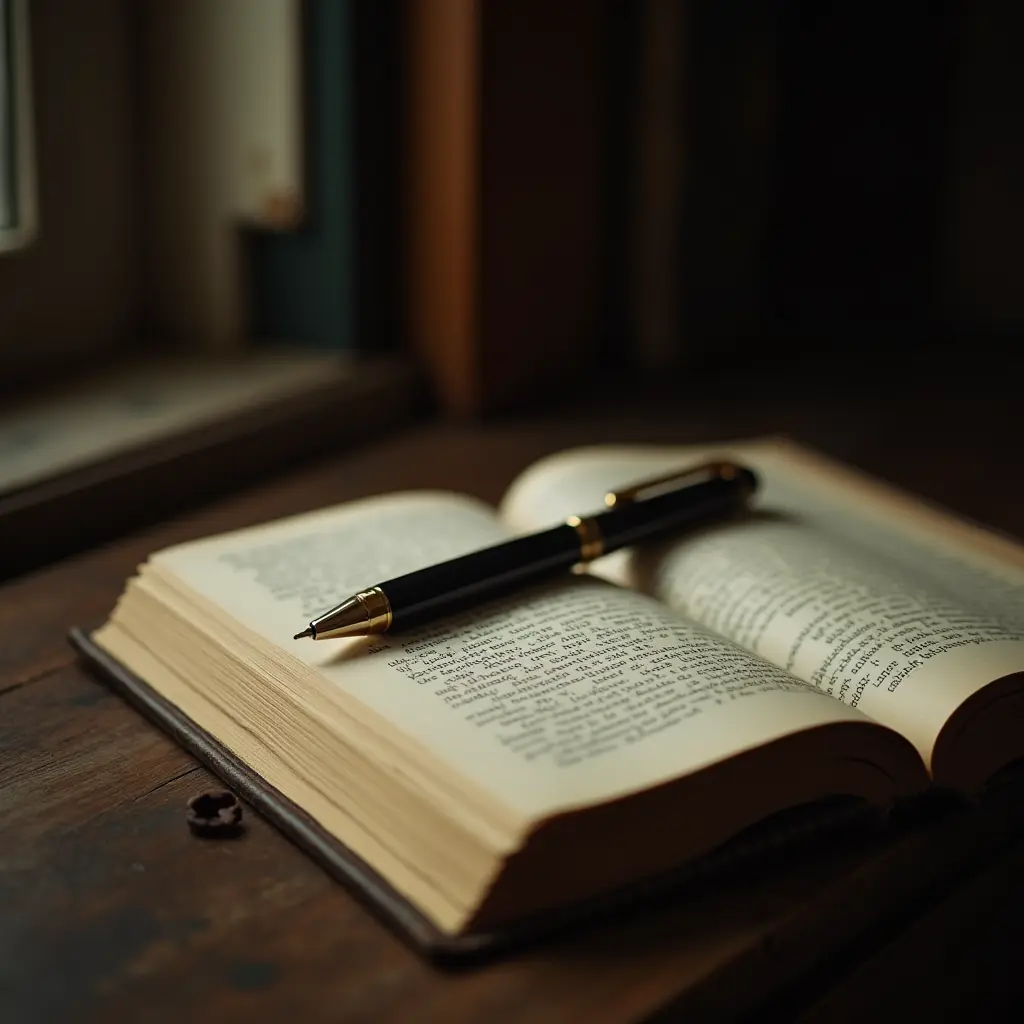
[135,491,917,818]
[500,441,1024,788]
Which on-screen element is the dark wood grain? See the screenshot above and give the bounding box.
[794,834,1024,1023]
[4,664,1023,1024]
[3,369,1024,1022]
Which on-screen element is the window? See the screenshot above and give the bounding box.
[0,0,12,228]
[0,0,34,251]
[0,2,412,583]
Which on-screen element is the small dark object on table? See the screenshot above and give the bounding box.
[186,790,244,838]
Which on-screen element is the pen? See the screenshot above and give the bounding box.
[293,460,758,641]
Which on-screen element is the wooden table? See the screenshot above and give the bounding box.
[4,366,1024,1022]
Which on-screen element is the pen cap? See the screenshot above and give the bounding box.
[600,467,757,552]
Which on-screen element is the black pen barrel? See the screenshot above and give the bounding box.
[384,523,581,629]
[600,470,755,553]
[380,467,756,631]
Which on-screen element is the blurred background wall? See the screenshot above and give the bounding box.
[1,0,1022,412]
[0,0,137,388]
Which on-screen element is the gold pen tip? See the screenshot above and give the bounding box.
[293,628,314,640]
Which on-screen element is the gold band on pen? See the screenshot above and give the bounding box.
[353,586,393,632]
[566,515,604,562]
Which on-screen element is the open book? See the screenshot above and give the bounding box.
[87,438,1024,945]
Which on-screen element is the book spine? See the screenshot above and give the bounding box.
[405,0,480,413]
[405,0,604,416]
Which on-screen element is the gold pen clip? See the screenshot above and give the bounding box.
[603,460,748,508]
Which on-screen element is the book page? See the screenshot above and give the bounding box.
[499,442,1024,767]
[148,490,905,820]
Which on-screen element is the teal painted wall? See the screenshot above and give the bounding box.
[247,0,355,350]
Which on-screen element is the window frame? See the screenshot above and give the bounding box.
[0,0,36,253]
